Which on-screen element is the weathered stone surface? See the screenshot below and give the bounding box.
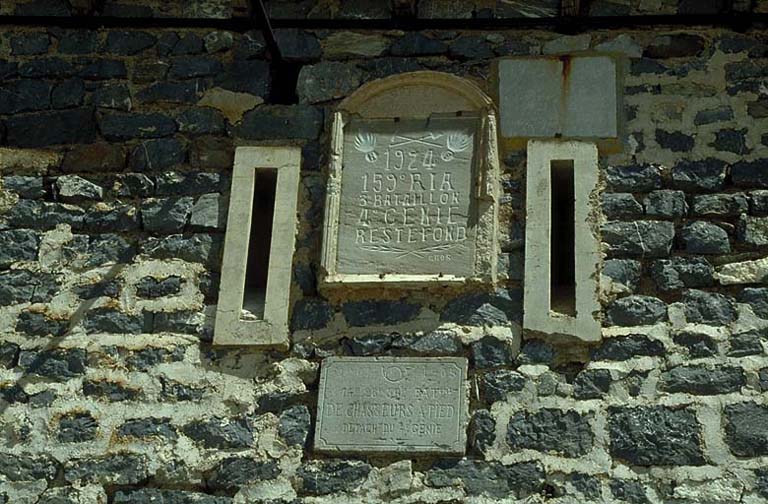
[517,340,555,365]
[450,36,495,59]
[100,113,177,140]
[105,31,157,55]
[56,175,103,202]
[480,369,526,403]
[390,33,447,56]
[738,215,768,246]
[441,289,522,325]
[592,336,665,361]
[341,299,420,327]
[732,159,768,188]
[140,197,194,233]
[114,489,232,504]
[16,311,68,337]
[0,343,20,369]
[279,405,311,447]
[274,29,322,62]
[176,107,225,135]
[83,308,147,334]
[0,229,40,266]
[52,78,85,109]
[673,331,718,358]
[694,106,733,125]
[660,365,745,395]
[169,56,223,79]
[682,289,737,325]
[83,380,139,401]
[750,190,768,214]
[602,193,643,218]
[656,129,694,151]
[643,190,688,218]
[671,159,727,192]
[92,83,132,110]
[129,138,187,171]
[0,80,52,114]
[681,221,730,254]
[118,418,177,439]
[574,369,612,399]
[142,233,222,266]
[79,59,127,80]
[136,276,182,298]
[712,128,749,154]
[724,403,768,456]
[608,406,704,465]
[715,257,768,285]
[10,32,50,55]
[736,290,768,323]
[2,176,45,198]
[297,61,363,104]
[645,34,706,58]
[197,87,263,124]
[426,460,545,498]
[0,454,58,481]
[291,298,334,331]
[315,357,467,454]
[471,336,517,368]
[322,31,388,58]
[136,80,204,104]
[469,409,495,454]
[650,257,714,291]
[602,259,641,293]
[0,269,59,305]
[297,460,372,495]
[155,171,224,195]
[606,295,667,326]
[233,105,323,140]
[190,193,226,230]
[81,204,139,232]
[5,200,86,230]
[507,409,593,456]
[602,221,674,258]
[5,108,98,147]
[208,457,279,491]
[58,412,98,443]
[64,454,148,485]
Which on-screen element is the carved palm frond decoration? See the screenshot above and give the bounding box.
[353,132,377,153]
[446,132,470,153]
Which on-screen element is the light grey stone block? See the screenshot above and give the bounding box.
[314,357,469,454]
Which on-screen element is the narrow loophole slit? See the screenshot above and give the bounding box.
[550,159,576,317]
[242,168,278,320]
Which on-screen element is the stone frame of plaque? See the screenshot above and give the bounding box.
[321,71,500,288]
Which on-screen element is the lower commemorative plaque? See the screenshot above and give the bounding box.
[314,357,469,454]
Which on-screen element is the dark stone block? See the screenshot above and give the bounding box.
[507,409,593,457]
[19,348,87,379]
[671,158,727,192]
[644,34,706,58]
[129,138,187,172]
[5,108,97,147]
[274,29,321,62]
[297,460,372,496]
[694,106,733,125]
[58,30,99,54]
[104,30,157,55]
[592,336,665,361]
[0,80,52,114]
[574,369,612,399]
[605,163,662,191]
[62,143,125,173]
[602,193,643,218]
[257,391,308,414]
[83,380,138,401]
[681,221,730,254]
[232,30,265,59]
[602,221,674,258]
[656,129,695,152]
[643,190,688,218]
[471,335,516,368]
[116,173,154,197]
[608,406,704,466]
[160,378,204,401]
[747,99,768,119]
[517,339,555,365]
[126,346,185,371]
[141,197,193,233]
[80,204,139,233]
[572,474,602,499]
[682,289,737,325]
[2,176,45,199]
[136,276,182,298]
[142,234,222,267]
[0,454,58,481]
[78,59,127,80]
[732,159,768,188]
[0,269,59,306]
[83,308,147,334]
[100,112,177,140]
[673,331,718,358]
[610,479,649,504]
[11,33,50,55]
[58,412,98,443]
[660,365,745,394]
[183,417,253,449]
[15,0,70,15]
[756,468,768,499]
[739,288,768,319]
[291,298,334,331]
[215,59,271,96]
[169,56,223,79]
[84,234,136,267]
[136,80,204,104]
[391,33,448,56]
[64,454,148,485]
[0,61,18,80]
[16,311,68,337]
[92,83,131,111]
[233,105,323,140]
[19,57,76,78]
[176,108,226,135]
[342,299,420,327]
[480,369,526,403]
[0,343,20,369]
[114,489,232,504]
[426,460,545,498]
[712,128,749,154]
[441,288,522,326]
[155,171,224,195]
[119,418,177,439]
[0,229,40,267]
[728,330,764,357]
[208,457,280,491]
[391,330,461,355]
[469,409,495,455]
[606,296,667,326]
[692,193,749,217]
[297,61,363,104]
[650,257,714,291]
[279,405,311,447]
[724,402,768,456]
[52,78,85,108]
[603,259,641,293]
[359,57,422,79]
[343,333,393,355]
[449,36,494,59]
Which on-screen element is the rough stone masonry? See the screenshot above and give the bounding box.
[1,0,768,502]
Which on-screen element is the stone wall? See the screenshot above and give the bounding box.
[0,17,767,504]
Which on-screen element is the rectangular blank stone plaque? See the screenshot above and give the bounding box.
[314,357,469,454]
